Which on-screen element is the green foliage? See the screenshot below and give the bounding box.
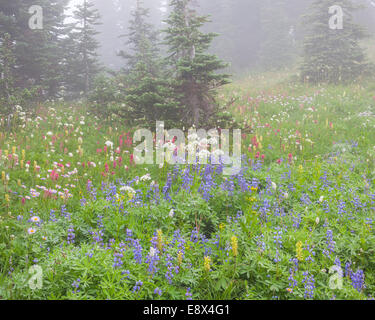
[64,0,102,98]
[163,0,231,127]
[1,76,375,300]
[117,0,182,127]
[89,74,129,119]
[300,0,373,84]
[0,33,16,113]
[0,0,70,104]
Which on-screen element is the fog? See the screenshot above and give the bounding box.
[82,0,375,73]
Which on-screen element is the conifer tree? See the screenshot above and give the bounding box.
[259,0,296,70]
[163,0,230,127]
[119,0,178,126]
[0,0,70,99]
[300,0,370,83]
[119,0,159,79]
[66,0,101,97]
[41,0,70,98]
[0,33,16,112]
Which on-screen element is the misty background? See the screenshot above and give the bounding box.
[66,0,375,74]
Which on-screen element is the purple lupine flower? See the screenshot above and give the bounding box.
[322,200,330,213]
[113,251,124,268]
[190,228,199,243]
[61,205,71,220]
[72,278,81,294]
[288,268,298,289]
[121,270,130,281]
[154,288,162,296]
[181,167,194,191]
[292,211,301,229]
[165,254,174,284]
[90,214,105,246]
[273,227,283,248]
[162,173,172,201]
[67,226,75,244]
[49,209,57,222]
[125,228,133,241]
[302,272,315,299]
[255,234,265,253]
[145,246,160,275]
[337,200,346,215]
[133,280,143,293]
[305,244,315,262]
[300,193,312,205]
[185,287,193,300]
[351,269,365,292]
[323,229,335,258]
[274,248,281,263]
[80,198,87,206]
[132,239,142,264]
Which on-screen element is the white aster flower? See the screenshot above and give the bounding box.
[27,227,37,235]
[30,216,40,223]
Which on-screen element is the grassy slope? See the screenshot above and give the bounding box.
[1,69,375,299]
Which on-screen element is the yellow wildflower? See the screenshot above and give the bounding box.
[204,256,211,272]
[248,196,256,203]
[296,241,303,262]
[177,251,183,266]
[231,236,238,257]
[157,229,163,251]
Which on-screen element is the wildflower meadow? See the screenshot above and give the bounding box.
[1,0,375,303]
[1,76,375,300]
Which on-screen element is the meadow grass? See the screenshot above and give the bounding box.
[0,74,375,300]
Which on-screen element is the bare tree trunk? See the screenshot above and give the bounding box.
[192,93,199,126]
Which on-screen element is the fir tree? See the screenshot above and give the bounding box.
[163,0,230,127]
[119,0,178,126]
[66,0,102,97]
[300,0,371,83]
[0,0,70,98]
[119,0,159,79]
[259,0,296,70]
[0,33,16,112]
[41,0,70,98]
